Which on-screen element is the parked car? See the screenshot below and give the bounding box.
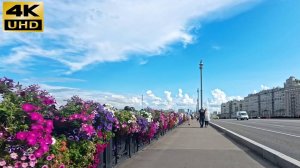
[236,111,249,120]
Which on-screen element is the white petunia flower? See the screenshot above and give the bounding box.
[52,137,56,145]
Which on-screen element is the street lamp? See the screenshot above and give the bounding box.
[197,88,199,112]
[199,60,204,110]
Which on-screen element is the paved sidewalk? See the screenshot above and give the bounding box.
[117,120,276,168]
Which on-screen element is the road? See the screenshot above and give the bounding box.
[212,119,300,162]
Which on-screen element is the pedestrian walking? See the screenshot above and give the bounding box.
[187,113,191,125]
[204,109,210,128]
[199,108,205,128]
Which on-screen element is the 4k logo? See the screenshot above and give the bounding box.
[3,2,44,32]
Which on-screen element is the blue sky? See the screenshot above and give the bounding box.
[1,0,300,111]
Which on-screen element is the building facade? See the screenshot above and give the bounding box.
[221,76,300,118]
[220,100,244,119]
[284,76,300,117]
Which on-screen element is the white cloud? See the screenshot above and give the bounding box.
[164,91,173,109]
[183,94,194,104]
[146,90,166,107]
[164,91,173,103]
[178,89,183,98]
[39,84,143,109]
[261,84,270,90]
[33,84,197,110]
[176,89,196,108]
[146,90,162,101]
[212,45,221,50]
[207,88,242,112]
[211,89,227,105]
[139,60,148,65]
[22,77,86,83]
[0,0,259,74]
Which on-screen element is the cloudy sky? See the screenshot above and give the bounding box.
[1,0,300,112]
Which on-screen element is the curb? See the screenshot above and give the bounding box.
[210,122,300,168]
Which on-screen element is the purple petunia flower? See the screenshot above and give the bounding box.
[106,123,112,131]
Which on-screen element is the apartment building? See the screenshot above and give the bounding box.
[220,100,243,119]
[221,76,300,118]
[285,76,300,117]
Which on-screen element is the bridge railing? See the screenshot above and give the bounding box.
[98,125,177,168]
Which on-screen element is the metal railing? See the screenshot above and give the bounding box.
[98,127,174,168]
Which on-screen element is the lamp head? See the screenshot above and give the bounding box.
[200,60,203,69]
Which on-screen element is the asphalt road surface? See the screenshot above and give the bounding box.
[212,119,300,162]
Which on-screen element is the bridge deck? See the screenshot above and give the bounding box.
[117,120,276,168]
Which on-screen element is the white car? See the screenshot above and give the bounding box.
[236,111,249,120]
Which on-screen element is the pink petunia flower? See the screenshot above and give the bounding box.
[21,162,28,168]
[30,124,43,131]
[41,165,49,168]
[89,114,95,120]
[73,114,79,119]
[14,161,22,167]
[26,136,37,146]
[42,97,55,105]
[97,131,103,138]
[16,132,27,140]
[46,155,52,161]
[34,150,44,158]
[40,144,49,153]
[29,161,36,167]
[81,116,88,121]
[28,154,36,161]
[44,135,52,144]
[45,120,53,128]
[0,160,6,166]
[45,128,53,134]
[10,152,18,159]
[59,164,65,168]
[30,112,43,121]
[21,103,38,113]
[20,156,27,161]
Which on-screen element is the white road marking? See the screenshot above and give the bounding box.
[217,120,300,138]
[243,121,285,127]
[235,119,300,128]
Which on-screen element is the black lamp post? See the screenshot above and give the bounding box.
[199,60,204,110]
[197,88,199,112]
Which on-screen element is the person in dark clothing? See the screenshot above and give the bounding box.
[199,108,205,128]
